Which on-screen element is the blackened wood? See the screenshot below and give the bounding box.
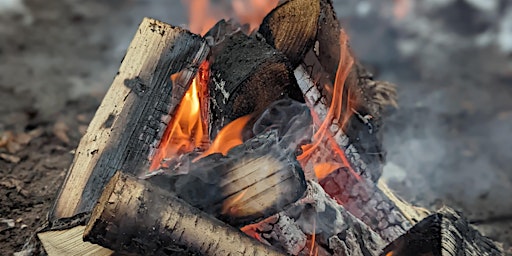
[84,172,285,256]
[316,0,341,80]
[243,181,387,255]
[49,18,209,220]
[258,0,320,68]
[381,207,503,256]
[315,0,398,120]
[148,131,307,227]
[208,31,302,138]
[319,168,411,242]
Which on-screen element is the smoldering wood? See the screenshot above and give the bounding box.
[39,18,209,255]
[316,0,341,81]
[243,181,387,255]
[319,168,411,242]
[381,207,503,256]
[294,61,382,183]
[207,30,303,138]
[300,50,387,183]
[148,131,307,227]
[258,0,320,67]
[315,0,398,120]
[84,172,285,256]
[49,18,209,220]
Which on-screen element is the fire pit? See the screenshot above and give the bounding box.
[36,0,503,255]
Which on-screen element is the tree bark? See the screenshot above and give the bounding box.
[84,172,285,256]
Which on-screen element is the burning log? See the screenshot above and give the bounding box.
[148,130,307,227]
[207,30,303,137]
[258,0,320,67]
[381,207,503,256]
[38,18,209,254]
[251,181,388,255]
[84,172,285,256]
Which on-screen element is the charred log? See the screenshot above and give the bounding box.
[381,207,503,256]
[148,130,307,227]
[84,172,285,256]
[207,30,303,138]
[38,18,209,254]
[48,18,209,220]
[243,181,387,256]
[258,0,320,67]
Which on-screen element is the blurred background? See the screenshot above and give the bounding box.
[0,0,511,253]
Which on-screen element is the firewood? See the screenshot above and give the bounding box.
[295,52,424,241]
[148,130,307,227]
[84,171,285,256]
[38,18,209,255]
[289,181,387,255]
[381,207,503,256]
[258,0,320,68]
[207,30,303,138]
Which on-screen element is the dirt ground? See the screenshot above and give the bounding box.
[0,0,511,255]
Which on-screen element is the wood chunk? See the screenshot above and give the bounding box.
[319,168,411,242]
[316,0,341,80]
[258,0,320,67]
[48,18,209,221]
[250,181,387,255]
[149,130,307,227]
[208,31,302,138]
[84,172,285,256]
[381,207,503,256]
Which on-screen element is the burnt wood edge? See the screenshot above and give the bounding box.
[49,17,209,221]
[381,207,504,256]
[258,0,320,68]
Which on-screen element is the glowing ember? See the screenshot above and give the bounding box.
[297,29,357,180]
[149,62,209,171]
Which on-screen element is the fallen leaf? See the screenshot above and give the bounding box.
[2,128,44,153]
[0,153,21,163]
[0,218,15,228]
[53,121,70,144]
[0,131,14,147]
[0,178,24,192]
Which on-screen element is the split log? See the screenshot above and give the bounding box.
[294,49,416,242]
[148,130,307,227]
[381,207,503,256]
[84,172,285,256]
[242,181,387,256]
[38,18,209,255]
[258,0,320,67]
[207,30,303,138]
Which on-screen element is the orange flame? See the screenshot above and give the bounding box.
[199,115,251,158]
[184,0,279,35]
[149,62,209,171]
[297,29,356,180]
[183,0,227,35]
[393,0,410,21]
[232,0,279,32]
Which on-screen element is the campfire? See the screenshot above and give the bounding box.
[37,0,503,255]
